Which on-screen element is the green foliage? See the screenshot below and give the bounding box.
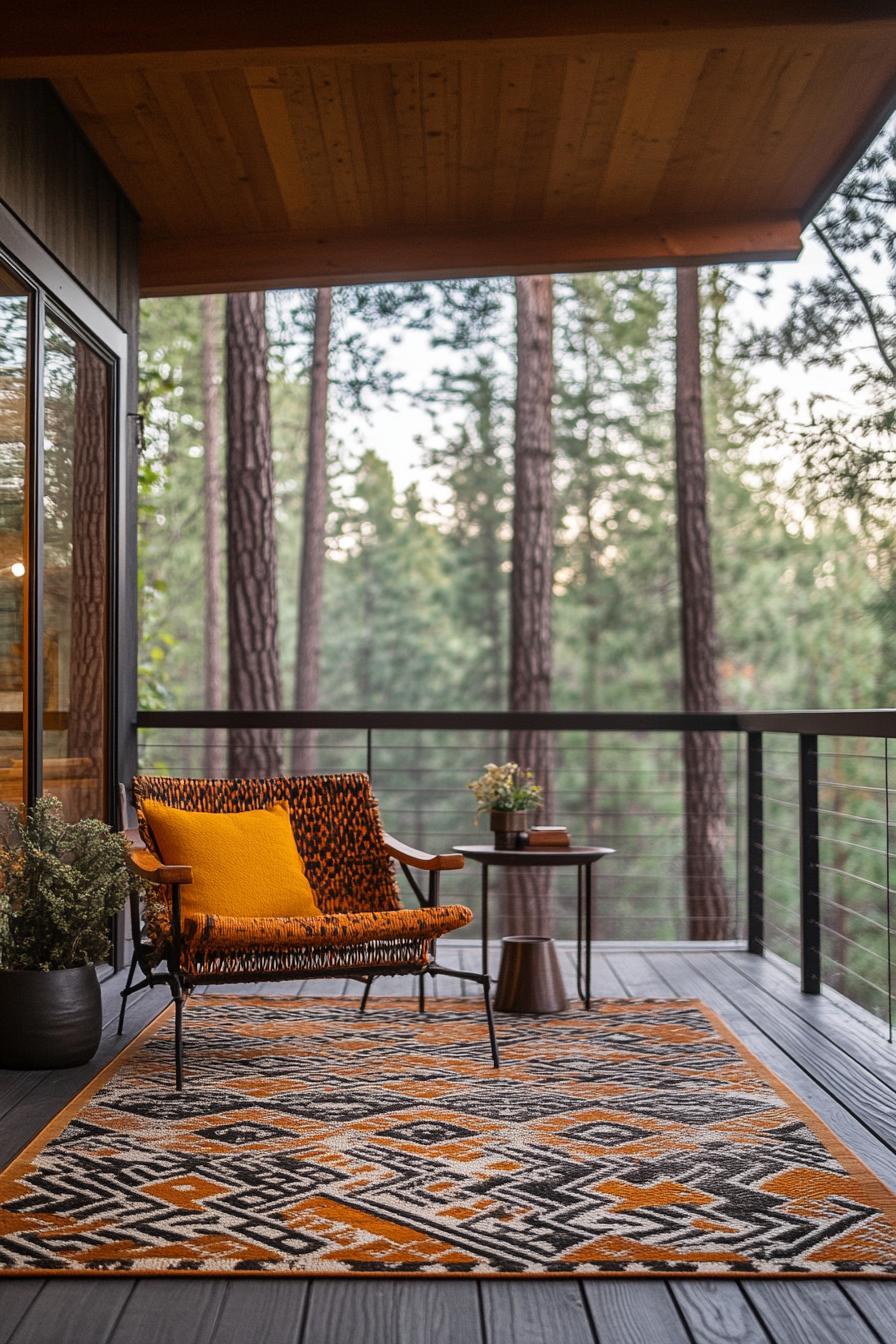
[136,267,894,716]
[0,798,133,971]
[467,762,544,815]
[138,296,209,708]
[747,117,896,530]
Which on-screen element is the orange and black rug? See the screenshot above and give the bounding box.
[1,996,895,1277]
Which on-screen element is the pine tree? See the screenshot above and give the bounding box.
[201,294,225,775]
[293,287,332,773]
[507,275,555,935]
[675,268,727,940]
[225,292,282,776]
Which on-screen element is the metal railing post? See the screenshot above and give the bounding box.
[747,731,763,955]
[799,733,821,994]
[885,738,893,1043]
[366,727,373,783]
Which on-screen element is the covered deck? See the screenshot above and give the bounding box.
[2,4,896,1341]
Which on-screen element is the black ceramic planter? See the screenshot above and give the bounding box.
[0,964,102,1069]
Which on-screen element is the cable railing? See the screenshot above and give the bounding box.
[136,708,896,1033]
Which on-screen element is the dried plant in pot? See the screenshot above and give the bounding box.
[0,797,133,1069]
[467,762,544,850]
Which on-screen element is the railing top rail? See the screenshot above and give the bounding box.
[737,710,896,737]
[135,708,896,736]
[136,709,742,732]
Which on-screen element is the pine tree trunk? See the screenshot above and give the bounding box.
[477,391,506,707]
[482,488,505,708]
[675,268,728,940]
[201,294,225,777]
[293,287,331,774]
[506,275,555,937]
[68,342,108,818]
[225,292,282,777]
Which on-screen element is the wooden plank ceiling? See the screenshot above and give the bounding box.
[4,3,896,294]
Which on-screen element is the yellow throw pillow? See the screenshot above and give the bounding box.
[140,798,321,921]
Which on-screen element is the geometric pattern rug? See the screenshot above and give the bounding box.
[1,996,895,1277]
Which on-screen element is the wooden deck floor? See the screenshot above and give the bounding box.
[2,944,896,1344]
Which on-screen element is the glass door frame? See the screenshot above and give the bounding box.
[0,198,129,826]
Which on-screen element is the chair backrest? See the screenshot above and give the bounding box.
[131,773,401,914]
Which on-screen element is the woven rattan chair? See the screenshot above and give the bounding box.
[119,772,498,1088]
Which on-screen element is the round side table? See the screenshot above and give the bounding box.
[452,844,615,1008]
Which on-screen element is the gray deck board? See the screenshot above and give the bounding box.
[718,951,895,1087]
[0,1282,45,1344]
[603,950,677,1000]
[842,1281,896,1339]
[8,1280,135,1344]
[209,1280,308,1344]
[307,1280,483,1344]
[670,1280,771,1344]
[583,1280,691,1343]
[480,1281,595,1344]
[2,947,896,1344]
[743,1281,883,1344]
[106,1280,227,1344]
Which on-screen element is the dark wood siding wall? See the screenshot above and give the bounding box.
[0,80,138,325]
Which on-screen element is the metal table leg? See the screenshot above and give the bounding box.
[584,860,593,1010]
[481,863,490,979]
[576,864,586,1004]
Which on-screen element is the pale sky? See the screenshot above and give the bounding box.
[317,230,856,496]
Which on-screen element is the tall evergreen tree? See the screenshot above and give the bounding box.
[201,294,225,775]
[225,292,282,776]
[507,275,555,935]
[674,268,727,940]
[422,352,512,709]
[293,287,332,773]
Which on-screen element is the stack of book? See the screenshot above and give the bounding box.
[526,826,571,848]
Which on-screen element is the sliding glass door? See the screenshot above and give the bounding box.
[0,253,116,821]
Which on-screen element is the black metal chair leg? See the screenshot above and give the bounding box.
[418,971,426,1013]
[359,975,375,1015]
[428,960,500,1069]
[117,949,139,1036]
[173,988,184,1091]
[483,978,500,1068]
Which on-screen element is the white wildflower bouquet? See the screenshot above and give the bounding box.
[467,762,543,817]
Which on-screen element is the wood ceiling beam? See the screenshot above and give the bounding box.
[139,215,802,296]
[3,3,895,76]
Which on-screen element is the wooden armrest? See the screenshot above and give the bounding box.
[383,833,464,872]
[125,832,192,886]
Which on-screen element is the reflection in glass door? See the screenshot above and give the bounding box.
[0,251,115,823]
[43,317,110,821]
[0,263,28,806]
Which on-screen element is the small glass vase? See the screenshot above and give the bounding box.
[490,809,528,850]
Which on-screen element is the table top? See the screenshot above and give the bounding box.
[453,844,615,866]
